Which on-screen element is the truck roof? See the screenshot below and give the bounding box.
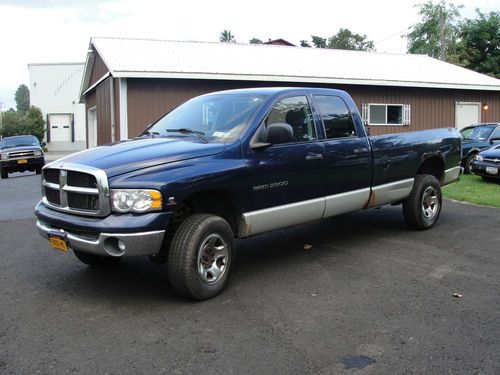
[200,87,349,97]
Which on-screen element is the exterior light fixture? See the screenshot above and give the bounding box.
[483,103,489,110]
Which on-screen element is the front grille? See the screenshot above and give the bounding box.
[67,171,97,188]
[9,151,35,158]
[67,192,100,211]
[45,188,61,206]
[484,158,500,164]
[42,163,110,216]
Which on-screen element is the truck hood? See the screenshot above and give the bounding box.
[53,138,226,177]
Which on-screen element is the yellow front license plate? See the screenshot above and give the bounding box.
[18,159,28,164]
[49,236,68,253]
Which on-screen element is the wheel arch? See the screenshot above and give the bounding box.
[417,154,445,183]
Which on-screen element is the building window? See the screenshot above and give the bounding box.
[362,103,411,126]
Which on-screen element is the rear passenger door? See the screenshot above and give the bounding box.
[313,95,372,217]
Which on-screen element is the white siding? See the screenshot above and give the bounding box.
[29,63,86,151]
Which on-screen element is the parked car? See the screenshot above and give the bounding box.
[471,144,500,181]
[35,88,462,300]
[460,123,500,174]
[0,135,45,179]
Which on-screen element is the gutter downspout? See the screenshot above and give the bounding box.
[109,77,116,142]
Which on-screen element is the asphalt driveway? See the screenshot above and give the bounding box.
[0,174,499,374]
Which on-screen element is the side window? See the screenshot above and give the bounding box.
[491,126,500,140]
[263,96,317,143]
[314,95,356,139]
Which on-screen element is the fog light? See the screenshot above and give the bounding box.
[118,240,126,251]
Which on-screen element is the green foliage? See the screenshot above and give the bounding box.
[443,174,500,208]
[15,84,30,114]
[328,28,375,51]
[249,38,262,44]
[311,36,327,48]
[459,10,500,78]
[0,105,45,142]
[219,30,236,43]
[300,40,311,47]
[407,0,463,61]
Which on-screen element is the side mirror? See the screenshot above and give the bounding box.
[266,123,294,145]
[41,141,46,147]
[490,137,500,143]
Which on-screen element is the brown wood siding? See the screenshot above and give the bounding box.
[89,52,109,87]
[95,78,113,144]
[125,78,500,139]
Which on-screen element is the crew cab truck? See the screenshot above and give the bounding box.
[35,88,462,300]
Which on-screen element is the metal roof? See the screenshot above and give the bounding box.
[86,36,500,93]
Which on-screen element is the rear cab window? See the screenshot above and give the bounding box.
[313,95,356,139]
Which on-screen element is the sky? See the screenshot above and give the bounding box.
[0,0,498,109]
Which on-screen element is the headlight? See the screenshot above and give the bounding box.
[111,189,162,213]
[475,155,484,162]
[34,150,43,156]
[0,153,8,160]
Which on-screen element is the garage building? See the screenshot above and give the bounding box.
[29,63,86,151]
[79,37,500,147]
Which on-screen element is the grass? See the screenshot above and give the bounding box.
[443,173,500,208]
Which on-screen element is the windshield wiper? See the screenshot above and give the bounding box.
[140,130,160,137]
[166,128,208,143]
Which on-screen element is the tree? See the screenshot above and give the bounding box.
[459,10,499,78]
[328,28,375,51]
[249,38,262,44]
[15,84,30,114]
[407,0,463,61]
[219,30,236,43]
[300,40,311,47]
[311,36,327,48]
[0,106,45,142]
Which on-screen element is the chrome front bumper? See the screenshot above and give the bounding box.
[36,220,165,257]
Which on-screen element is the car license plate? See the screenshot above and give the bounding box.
[17,159,28,164]
[49,236,68,253]
[486,167,498,175]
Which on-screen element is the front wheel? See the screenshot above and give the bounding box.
[0,168,8,179]
[168,214,234,300]
[463,154,475,174]
[402,174,442,230]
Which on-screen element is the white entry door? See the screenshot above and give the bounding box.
[455,102,481,130]
[49,114,72,142]
[87,107,97,148]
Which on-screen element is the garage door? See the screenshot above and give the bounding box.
[455,102,481,130]
[49,114,72,142]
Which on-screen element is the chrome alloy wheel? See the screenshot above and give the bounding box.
[197,233,228,284]
[421,186,439,219]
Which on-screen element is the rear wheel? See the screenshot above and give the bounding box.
[168,214,234,300]
[35,166,42,175]
[0,168,8,179]
[403,174,442,230]
[73,249,122,267]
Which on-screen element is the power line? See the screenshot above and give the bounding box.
[375,25,415,44]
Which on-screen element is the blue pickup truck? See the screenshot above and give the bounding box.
[35,88,461,300]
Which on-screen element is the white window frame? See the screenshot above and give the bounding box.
[364,103,410,126]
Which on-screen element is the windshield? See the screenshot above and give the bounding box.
[147,94,268,142]
[0,136,39,149]
[461,126,495,141]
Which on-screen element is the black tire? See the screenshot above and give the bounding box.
[0,168,8,179]
[463,154,476,174]
[402,174,442,230]
[73,249,122,267]
[35,166,42,175]
[168,214,234,300]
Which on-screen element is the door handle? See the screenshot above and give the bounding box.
[353,148,369,154]
[305,153,323,161]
